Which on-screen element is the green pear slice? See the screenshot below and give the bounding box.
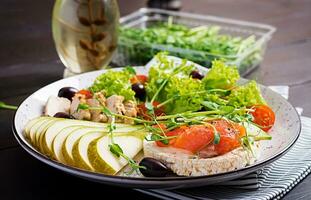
[72,131,105,171]
[34,118,62,148]
[24,117,47,139]
[29,118,52,145]
[62,127,105,166]
[35,117,64,151]
[88,135,143,175]
[42,120,109,157]
[52,126,84,163]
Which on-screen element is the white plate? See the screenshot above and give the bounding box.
[12,57,301,189]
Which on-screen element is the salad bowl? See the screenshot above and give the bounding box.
[12,57,301,189]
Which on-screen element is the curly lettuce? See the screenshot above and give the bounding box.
[163,77,204,114]
[89,69,135,100]
[228,80,266,107]
[202,60,240,89]
[146,52,195,101]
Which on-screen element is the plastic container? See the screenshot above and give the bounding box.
[112,8,276,76]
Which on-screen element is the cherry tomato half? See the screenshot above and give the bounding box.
[130,75,148,85]
[251,105,275,132]
[77,89,93,99]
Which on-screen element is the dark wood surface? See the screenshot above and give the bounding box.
[0,0,310,199]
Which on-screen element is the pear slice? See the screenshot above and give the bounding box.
[24,117,48,139]
[52,126,84,163]
[33,118,62,148]
[29,118,51,146]
[35,118,63,150]
[42,120,109,157]
[88,135,143,175]
[62,127,105,166]
[72,131,105,171]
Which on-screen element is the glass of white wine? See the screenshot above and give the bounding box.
[52,0,120,77]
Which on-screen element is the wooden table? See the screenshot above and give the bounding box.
[1,0,310,199]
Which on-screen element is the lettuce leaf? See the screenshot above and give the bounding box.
[228,80,266,107]
[163,77,204,114]
[89,69,135,100]
[146,52,195,101]
[202,60,240,89]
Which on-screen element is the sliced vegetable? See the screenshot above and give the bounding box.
[77,89,93,99]
[250,105,275,132]
[130,74,148,85]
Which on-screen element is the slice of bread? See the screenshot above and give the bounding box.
[143,141,259,176]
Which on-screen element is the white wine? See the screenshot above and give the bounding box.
[52,0,119,74]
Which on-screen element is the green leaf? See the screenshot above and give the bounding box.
[160,76,204,114]
[77,103,89,110]
[219,105,235,114]
[102,107,112,116]
[0,101,18,110]
[109,143,123,158]
[150,133,161,141]
[146,133,172,145]
[201,101,219,110]
[228,80,266,107]
[119,23,257,66]
[89,69,135,100]
[213,131,220,144]
[202,60,240,89]
[146,52,196,103]
[145,102,154,112]
[124,66,136,75]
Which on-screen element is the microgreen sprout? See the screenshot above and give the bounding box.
[0,101,18,110]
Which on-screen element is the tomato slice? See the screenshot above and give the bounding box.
[137,101,165,120]
[130,75,148,85]
[250,104,275,132]
[77,89,93,99]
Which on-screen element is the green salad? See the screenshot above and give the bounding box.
[118,21,262,72]
[31,52,275,176]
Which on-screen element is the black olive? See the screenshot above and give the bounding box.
[190,70,204,80]
[131,83,146,101]
[53,112,72,119]
[58,87,78,101]
[139,157,172,177]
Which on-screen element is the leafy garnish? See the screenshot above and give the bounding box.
[228,80,266,107]
[0,101,18,110]
[89,69,135,100]
[109,143,123,158]
[107,115,145,174]
[202,60,240,89]
[119,23,257,66]
[77,103,90,111]
[163,77,204,114]
[124,66,136,75]
[213,131,221,144]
